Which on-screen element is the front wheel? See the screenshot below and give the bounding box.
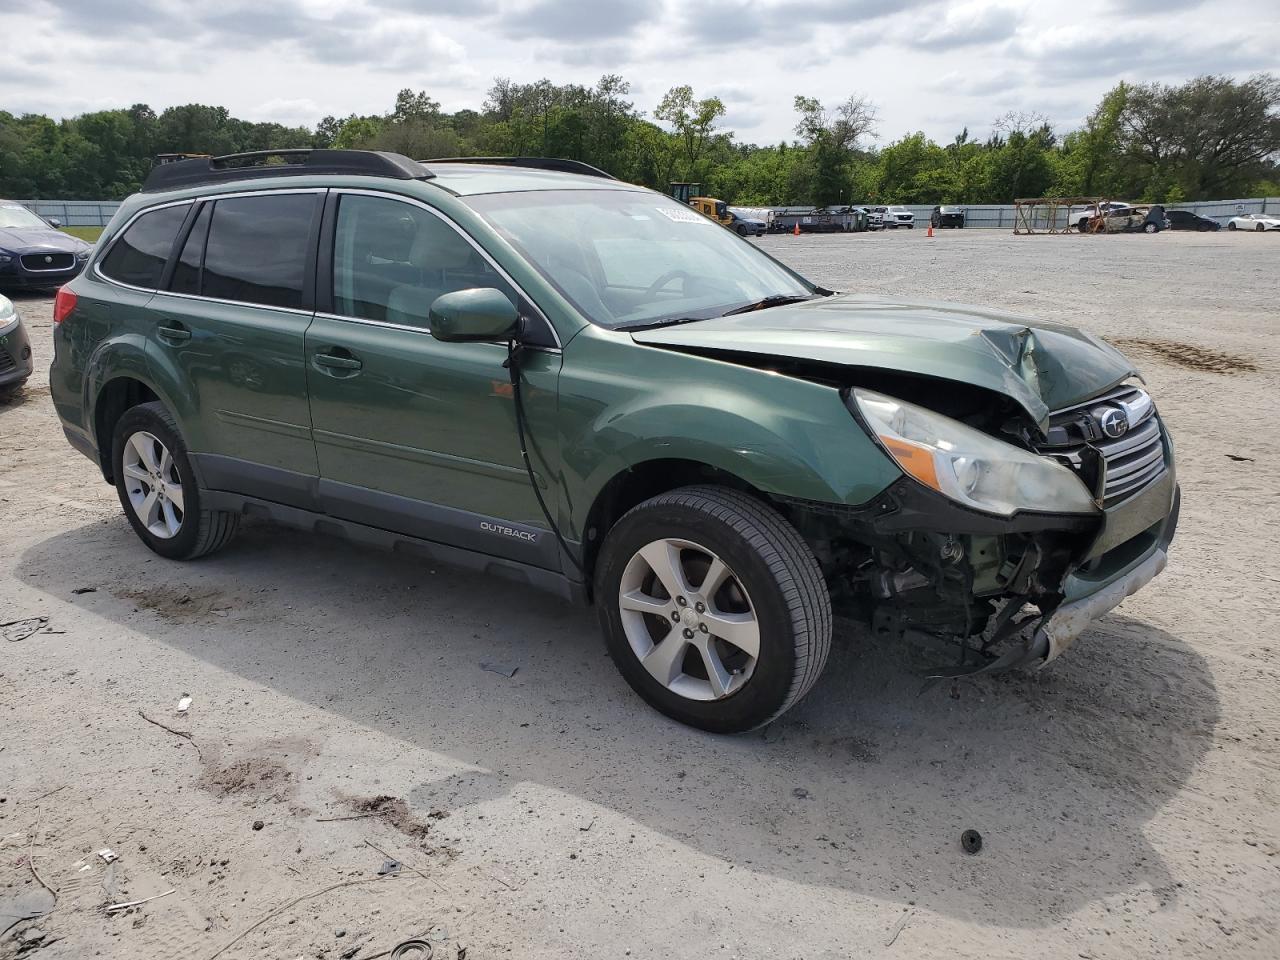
[112,401,240,561]
[1228,221,1237,230]
[1143,222,1159,234]
[595,486,831,733]
[1256,223,1265,232]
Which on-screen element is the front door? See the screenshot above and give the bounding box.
[304,191,563,570]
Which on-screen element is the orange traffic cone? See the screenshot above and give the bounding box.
[927,224,934,237]
[793,222,801,236]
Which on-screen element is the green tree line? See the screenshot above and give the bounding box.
[2,73,1276,204]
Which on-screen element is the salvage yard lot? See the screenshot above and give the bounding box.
[2,230,1277,959]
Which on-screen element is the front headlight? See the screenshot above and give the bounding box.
[0,253,13,264]
[0,298,18,335]
[853,388,1099,516]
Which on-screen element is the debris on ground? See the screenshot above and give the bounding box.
[389,939,434,959]
[71,586,97,595]
[2,617,49,643]
[961,829,983,854]
[479,662,518,678]
[1226,454,1255,463]
[346,796,432,839]
[1,888,56,938]
[176,694,192,714]
[378,858,402,876]
[97,848,118,864]
[104,889,175,912]
[137,710,202,759]
[578,817,596,832]
[252,820,264,831]
[885,908,914,947]
[792,787,810,799]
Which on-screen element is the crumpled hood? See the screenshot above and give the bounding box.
[630,293,1138,431]
[0,227,84,253]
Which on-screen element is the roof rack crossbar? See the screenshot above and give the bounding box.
[422,157,617,180]
[141,149,431,193]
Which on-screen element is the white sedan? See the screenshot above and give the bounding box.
[1227,212,1280,232]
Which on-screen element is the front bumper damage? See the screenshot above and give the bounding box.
[786,464,1180,681]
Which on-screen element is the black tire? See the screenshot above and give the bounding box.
[111,401,239,561]
[1143,222,1158,234]
[1077,218,1091,233]
[595,485,831,733]
[1256,223,1265,232]
[1228,221,1237,230]
[735,224,748,236]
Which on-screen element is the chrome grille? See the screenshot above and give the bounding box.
[20,252,75,271]
[1037,385,1168,507]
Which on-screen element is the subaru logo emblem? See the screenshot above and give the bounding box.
[43,255,53,263]
[1099,408,1129,438]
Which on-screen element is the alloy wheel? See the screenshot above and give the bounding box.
[617,538,760,701]
[122,430,185,539]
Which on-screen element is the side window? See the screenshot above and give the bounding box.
[169,202,211,296]
[202,193,318,309]
[99,204,190,288]
[332,194,515,329]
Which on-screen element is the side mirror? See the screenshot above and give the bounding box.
[47,218,62,229]
[428,288,519,343]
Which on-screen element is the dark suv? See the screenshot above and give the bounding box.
[50,150,1179,732]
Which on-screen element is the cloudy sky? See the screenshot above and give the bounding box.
[3,0,1278,143]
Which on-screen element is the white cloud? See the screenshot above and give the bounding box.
[1,0,1277,144]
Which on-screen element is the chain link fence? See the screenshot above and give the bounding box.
[13,196,1277,231]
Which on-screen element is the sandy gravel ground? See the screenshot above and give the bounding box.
[1,229,1277,959]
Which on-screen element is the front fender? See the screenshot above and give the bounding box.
[557,331,903,537]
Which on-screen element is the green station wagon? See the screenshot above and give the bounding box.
[50,150,1179,732]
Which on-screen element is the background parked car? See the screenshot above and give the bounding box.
[1227,212,1280,231]
[0,294,33,400]
[930,205,965,228]
[1074,201,1132,232]
[884,205,915,229]
[1165,210,1221,231]
[0,200,92,290]
[865,205,886,230]
[726,210,766,236]
[1098,205,1168,234]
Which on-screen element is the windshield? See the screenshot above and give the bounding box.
[0,204,51,230]
[465,189,816,330]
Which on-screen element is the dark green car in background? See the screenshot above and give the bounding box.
[49,150,1178,732]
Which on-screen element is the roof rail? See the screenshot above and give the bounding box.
[423,157,617,180]
[141,149,431,193]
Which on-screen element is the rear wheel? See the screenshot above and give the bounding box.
[1228,221,1237,230]
[595,486,831,733]
[1077,218,1091,233]
[112,401,239,560]
[1143,222,1159,234]
[1256,223,1265,232]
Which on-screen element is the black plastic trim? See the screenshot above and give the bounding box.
[202,490,586,604]
[142,150,430,193]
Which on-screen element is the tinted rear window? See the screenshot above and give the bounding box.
[99,204,190,288]
[170,202,211,296]
[201,194,317,309]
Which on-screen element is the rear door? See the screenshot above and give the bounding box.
[147,189,323,504]
[304,190,563,570]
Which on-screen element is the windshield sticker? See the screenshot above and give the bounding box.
[656,206,709,224]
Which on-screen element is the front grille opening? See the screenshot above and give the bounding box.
[1037,385,1168,507]
[20,252,75,271]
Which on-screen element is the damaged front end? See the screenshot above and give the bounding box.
[785,380,1179,679]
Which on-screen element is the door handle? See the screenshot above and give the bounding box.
[156,321,191,345]
[313,349,363,374]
